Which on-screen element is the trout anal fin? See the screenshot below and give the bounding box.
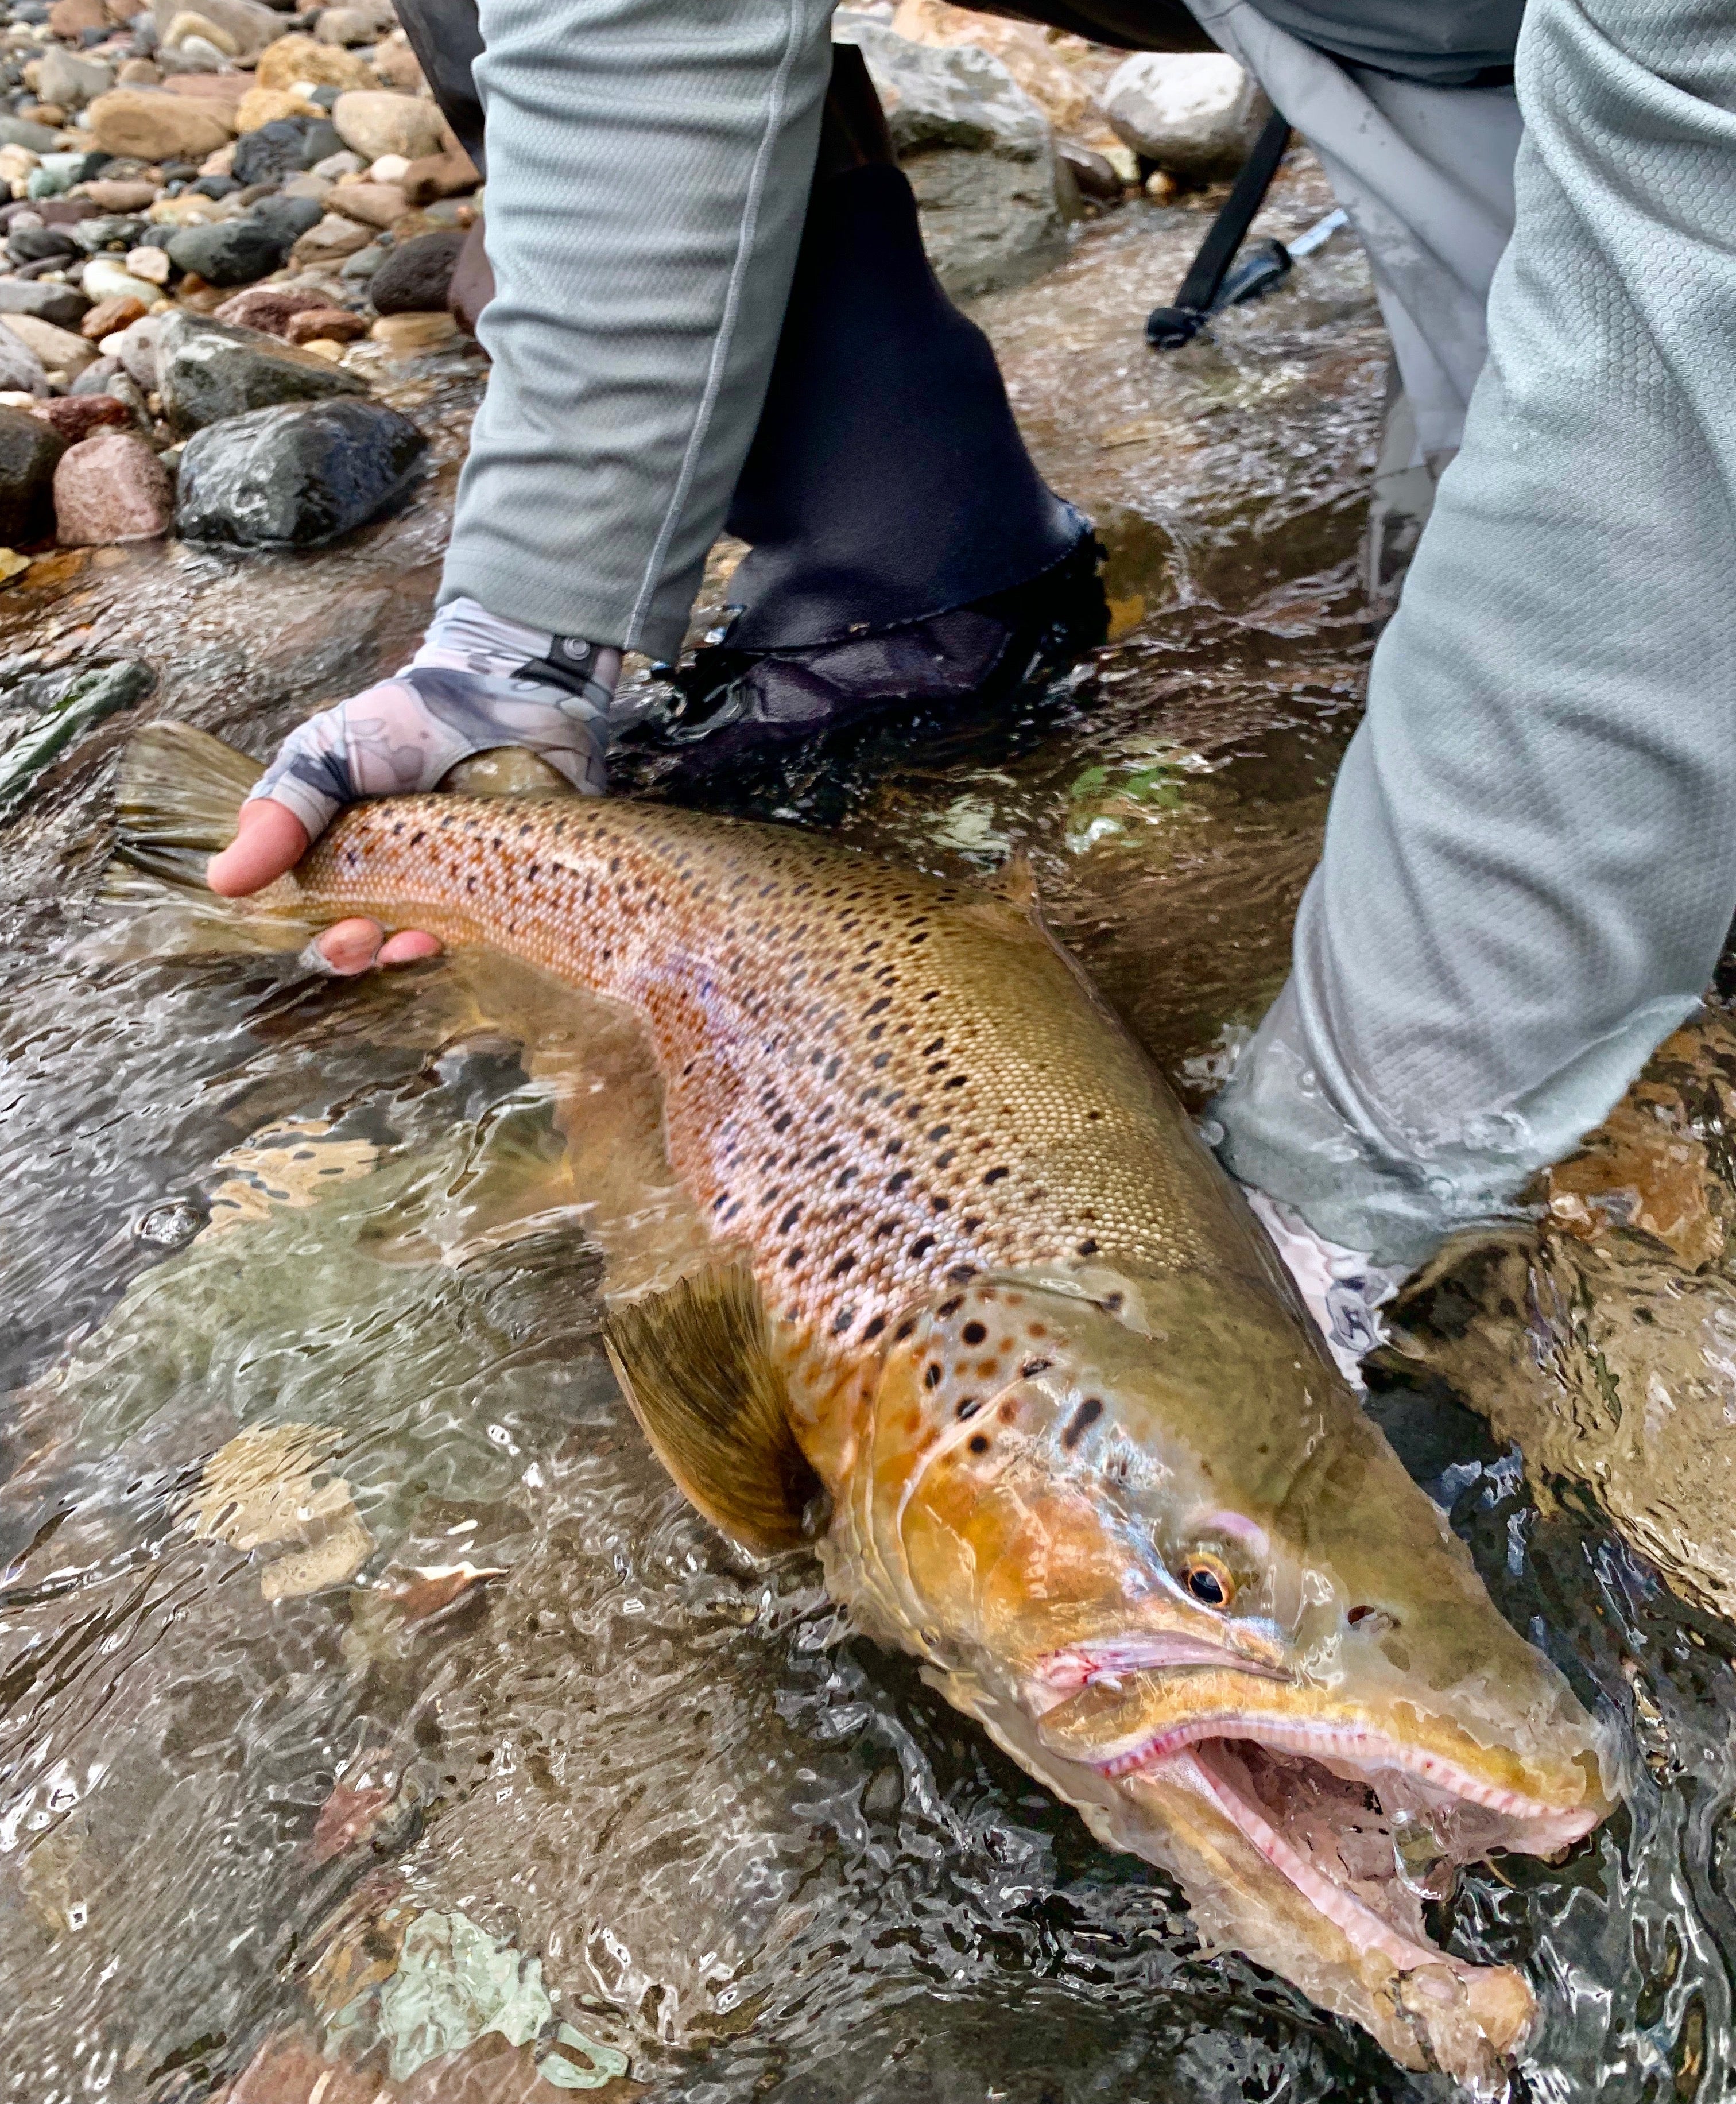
[603,1265,826,1555]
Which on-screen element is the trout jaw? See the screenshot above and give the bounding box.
[1029,1654,1609,2067]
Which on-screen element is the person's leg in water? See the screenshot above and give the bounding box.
[209,0,842,961]
[1210,0,1736,1284]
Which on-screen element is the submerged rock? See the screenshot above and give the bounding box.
[0,656,153,815]
[0,403,65,541]
[156,309,365,432]
[174,395,427,545]
[1102,52,1271,181]
[53,428,172,544]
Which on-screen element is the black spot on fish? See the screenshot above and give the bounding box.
[968,1435,990,1455]
[1021,1358,1052,1378]
[924,1362,943,1389]
[1077,1238,1099,1256]
[1062,1399,1103,1448]
[982,1167,1009,1185]
[912,1235,936,1258]
[962,1322,987,1346]
[956,1398,979,1420]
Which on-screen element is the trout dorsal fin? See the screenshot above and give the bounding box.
[602,1264,824,1555]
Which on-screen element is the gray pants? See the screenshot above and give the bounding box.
[1215,0,1736,1265]
[442,0,836,658]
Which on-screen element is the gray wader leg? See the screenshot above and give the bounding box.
[1212,0,1736,1267]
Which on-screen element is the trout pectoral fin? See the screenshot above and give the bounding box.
[603,1264,824,1556]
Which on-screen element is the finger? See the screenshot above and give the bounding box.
[377,930,443,966]
[315,917,388,975]
[207,799,312,897]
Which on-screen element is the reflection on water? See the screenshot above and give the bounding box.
[0,157,1716,2102]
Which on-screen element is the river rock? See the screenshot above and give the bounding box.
[124,243,173,284]
[109,311,162,387]
[366,224,463,313]
[156,308,365,430]
[48,0,107,32]
[80,179,162,214]
[0,404,65,539]
[164,212,294,284]
[249,192,324,245]
[288,210,369,265]
[284,305,363,344]
[35,392,130,441]
[0,278,89,330]
[235,86,319,133]
[1101,52,1270,180]
[149,0,288,61]
[162,8,237,53]
[1,311,97,378]
[52,427,170,541]
[255,32,374,93]
[399,145,479,204]
[81,292,149,340]
[9,224,80,265]
[369,29,425,94]
[36,45,113,111]
[73,214,152,255]
[82,255,160,305]
[211,281,328,335]
[88,87,235,162]
[175,394,426,545]
[831,19,1072,299]
[0,118,64,154]
[228,113,328,185]
[326,180,407,230]
[331,90,443,164]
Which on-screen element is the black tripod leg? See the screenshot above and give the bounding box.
[1145,106,1292,348]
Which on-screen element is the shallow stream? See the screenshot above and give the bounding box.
[2,158,1729,2104]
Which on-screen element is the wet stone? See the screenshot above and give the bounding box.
[212,282,332,338]
[174,394,427,546]
[367,225,464,315]
[0,402,65,541]
[156,309,367,432]
[230,114,335,188]
[52,427,172,544]
[164,213,296,287]
[9,224,80,265]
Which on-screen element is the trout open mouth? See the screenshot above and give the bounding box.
[1032,1648,1603,1982]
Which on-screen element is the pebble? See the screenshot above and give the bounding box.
[255,33,374,94]
[46,0,105,33]
[80,254,158,303]
[176,394,427,545]
[52,425,170,541]
[331,89,443,164]
[79,179,162,214]
[0,401,63,540]
[400,146,480,206]
[297,336,342,361]
[367,225,463,315]
[230,114,326,188]
[34,42,109,109]
[0,118,63,155]
[234,86,317,134]
[288,211,368,266]
[9,224,80,265]
[156,308,366,431]
[283,304,363,344]
[164,212,293,286]
[370,309,455,354]
[1,308,96,377]
[367,152,410,185]
[87,88,234,164]
[80,289,146,338]
[326,180,407,230]
[68,351,121,393]
[33,390,129,440]
[0,275,88,328]
[162,9,237,56]
[160,0,286,63]
[107,311,161,387]
[124,243,171,284]
[309,148,365,181]
[211,281,328,336]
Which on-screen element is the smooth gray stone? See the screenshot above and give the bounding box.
[156,312,366,432]
[0,277,90,331]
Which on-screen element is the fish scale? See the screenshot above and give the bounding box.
[300,793,1262,1396]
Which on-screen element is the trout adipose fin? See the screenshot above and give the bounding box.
[603,1266,826,1555]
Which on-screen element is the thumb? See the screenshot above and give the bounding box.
[206,798,312,897]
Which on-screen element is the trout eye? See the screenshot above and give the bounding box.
[1179,1552,1234,1610]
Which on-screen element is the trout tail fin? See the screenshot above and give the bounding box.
[103,720,324,950]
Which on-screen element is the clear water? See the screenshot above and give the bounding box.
[0,160,1718,2104]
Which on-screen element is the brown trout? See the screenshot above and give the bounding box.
[114,723,1614,2084]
